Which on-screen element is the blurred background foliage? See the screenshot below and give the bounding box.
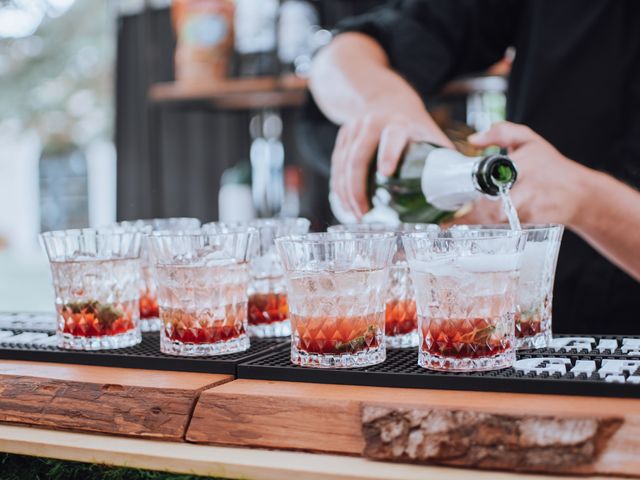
[0,0,114,153]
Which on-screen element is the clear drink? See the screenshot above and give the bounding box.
[148,228,254,356]
[41,229,143,350]
[276,233,395,368]
[403,229,525,371]
[499,187,522,231]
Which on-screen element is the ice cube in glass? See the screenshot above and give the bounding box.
[116,218,201,332]
[147,227,254,356]
[328,222,439,348]
[403,228,526,371]
[276,232,395,368]
[40,228,143,350]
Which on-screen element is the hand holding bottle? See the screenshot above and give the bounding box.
[329,111,453,222]
[310,33,453,222]
[453,121,590,227]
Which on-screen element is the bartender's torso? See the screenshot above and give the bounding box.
[336,0,640,334]
[507,1,640,334]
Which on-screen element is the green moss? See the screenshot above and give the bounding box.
[0,453,226,480]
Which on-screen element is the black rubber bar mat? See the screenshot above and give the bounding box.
[237,336,640,398]
[0,312,57,331]
[0,327,288,375]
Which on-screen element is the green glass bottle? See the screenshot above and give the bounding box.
[367,142,518,224]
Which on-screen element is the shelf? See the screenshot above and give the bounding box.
[440,75,508,96]
[148,74,507,110]
[148,75,308,110]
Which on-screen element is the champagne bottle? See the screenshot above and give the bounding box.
[366,142,518,224]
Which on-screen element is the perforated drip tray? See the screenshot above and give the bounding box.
[528,335,640,358]
[0,311,57,331]
[0,325,287,375]
[237,336,640,398]
[1,311,639,397]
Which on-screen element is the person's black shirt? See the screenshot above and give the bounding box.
[316,0,640,335]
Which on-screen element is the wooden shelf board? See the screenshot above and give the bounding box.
[148,75,308,109]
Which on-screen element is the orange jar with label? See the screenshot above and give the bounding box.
[172,0,234,83]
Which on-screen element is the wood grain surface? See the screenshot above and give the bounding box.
[362,406,623,475]
[187,379,640,477]
[0,360,231,440]
[0,424,615,480]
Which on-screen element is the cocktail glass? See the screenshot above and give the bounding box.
[205,218,310,337]
[147,227,254,356]
[40,228,143,350]
[276,232,395,368]
[328,223,439,348]
[117,218,201,332]
[515,225,563,348]
[451,224,564,349]
[403,229,526,371]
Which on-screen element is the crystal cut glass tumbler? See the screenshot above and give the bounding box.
[515,224,563,349]
[148,228,254,356]
[117,218,201,332]
[40,228,143,350]
[403,229,526,371]
[276,232,395,368]
[451,224,564,349]
[328,223,439,348]
[206,218,310,338]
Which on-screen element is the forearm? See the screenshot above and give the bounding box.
[309,33,435,127]
[571,169,640,281]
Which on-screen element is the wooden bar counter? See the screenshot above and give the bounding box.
[0,359,638,479]
[0,360,232,440]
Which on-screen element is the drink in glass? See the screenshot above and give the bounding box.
[206,218,310,337]
[328,223,439,348]
[514,225,563,348]
[276,232,395,368]
[117,218,201,332]
[40,228,143,350]
[403,229,525,371]
[148,227,254,356]
[451,224,564,349]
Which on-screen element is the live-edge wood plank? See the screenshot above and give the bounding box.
[186,379,640,477]
[0,360,232,440]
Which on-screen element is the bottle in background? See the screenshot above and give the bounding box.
[172,0,235,83]
[218,161,255,223]
[234,0,279,76]
[278,0,320,75]
[280,165,302,218]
